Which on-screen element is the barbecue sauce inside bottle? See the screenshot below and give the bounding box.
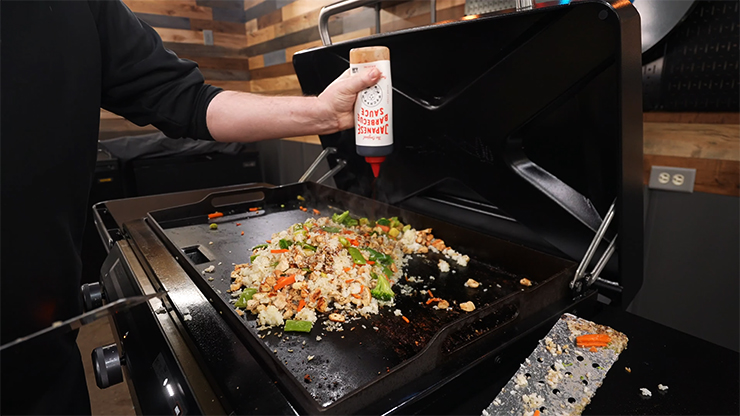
[350,46,392,178]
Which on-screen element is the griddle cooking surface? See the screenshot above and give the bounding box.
[148,182,574,413]
[164,206,528,406]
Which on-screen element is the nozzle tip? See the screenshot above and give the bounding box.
[365,156,385,178]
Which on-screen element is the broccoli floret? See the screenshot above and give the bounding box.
[332,211,349,224]
[370,272,395,301]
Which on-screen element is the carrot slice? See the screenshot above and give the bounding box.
[402,316,410,323]
[313,209,320,215]
[589,346,598,352]
[271,249,289,254]
[427,290,434,298]
[208,212,223,219]
[297,299,306,312]
[241,231,245,236]
[249,207,259,212]
[576,334,611,347]
[266,240,271,243]
[236,223,241,226]
[345,279,354,284]
[343,268,351,273]
[378,225,390,233]
[351,293,362,299]
[274,274,296,291]
[534,410,541,416]
[577,334,611,341]
[367,260,375,265]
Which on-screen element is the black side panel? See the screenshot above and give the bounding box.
[101,244,202,415]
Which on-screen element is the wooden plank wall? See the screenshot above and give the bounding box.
[643,113,739,197]
[101,0,466,138]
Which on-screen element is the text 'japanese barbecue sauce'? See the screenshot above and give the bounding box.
[350,46,392,178]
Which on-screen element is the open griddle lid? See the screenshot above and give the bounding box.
[293,0,643,304]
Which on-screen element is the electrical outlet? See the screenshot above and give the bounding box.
[648,166,696,193]
[203,30,214,46]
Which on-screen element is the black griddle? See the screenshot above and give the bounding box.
[85,1,654,414]
[145,181,578,414]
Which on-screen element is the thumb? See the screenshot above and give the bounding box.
[339,68,381,95]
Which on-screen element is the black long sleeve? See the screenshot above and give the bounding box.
[90,0,222,140]
[1,1,222,413]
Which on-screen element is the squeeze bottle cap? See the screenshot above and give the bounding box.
[365,156,385,177]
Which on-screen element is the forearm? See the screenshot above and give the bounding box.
[206,91,338,142]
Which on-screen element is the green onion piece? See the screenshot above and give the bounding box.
[284,320,313,333]
[402,224,411,232]
[364,248,392,265]
[359,218,369,226]
[302,267,311,272]
[338,236,350,248]
[297,242,316,251]
[348,247,367,265]
[381,264,394,279]
[270,261,279,267]
[345,218,358,227]
[322,226,341,233]
[209,223,218,230]
[251,243,268,250]
[370,272,379,280]
[376,218,390,226]
[234,288,258,308]
[250,255,258,263]
[279,239,294,249]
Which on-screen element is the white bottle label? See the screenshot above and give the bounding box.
[350,60,392,147]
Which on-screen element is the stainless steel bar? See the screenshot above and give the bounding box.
[571,199,617,288]
[587,236,617,286]
[0,293,165,351]
[298,147,337,182]
[316,159,347,184]
[319,0,379,45]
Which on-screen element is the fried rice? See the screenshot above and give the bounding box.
[229,212,469,329]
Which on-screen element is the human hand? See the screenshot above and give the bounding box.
[317,68,382,132]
